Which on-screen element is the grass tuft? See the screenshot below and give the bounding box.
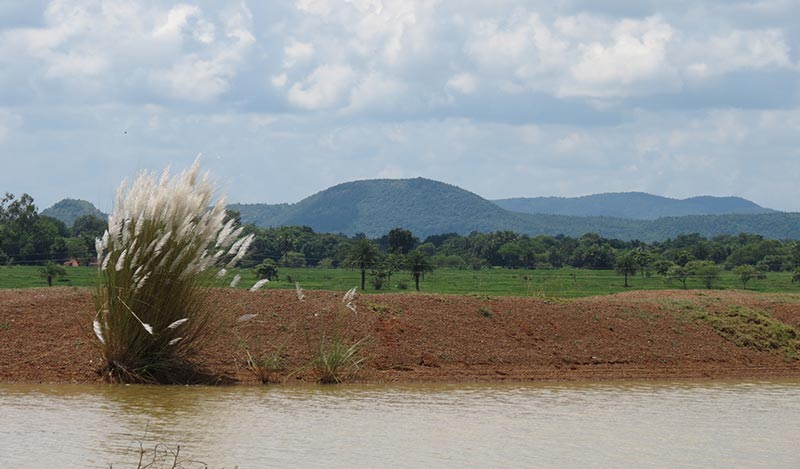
[697,306,800,359]
[93,158,253,383]
[313,331,368,384]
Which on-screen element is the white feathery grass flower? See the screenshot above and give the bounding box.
[95,238,104,261]
[237,313,258,322]
[168,337,183,346]
[226,234,255,269]
[342,287,357,305]
[134,273,150,292]
[93,316,105,344]
[94,157,256,381]
[249,278,269,292]
[295,282,306,302]
[343,286,357,313]
[230,274,241,288]
[166,318,189,329]
[115,249,127,271]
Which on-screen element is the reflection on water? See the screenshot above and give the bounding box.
[1,381,799,468]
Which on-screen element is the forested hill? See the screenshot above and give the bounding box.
[229,178,522,237]
[228,178,800,241]
[493,192,774,220]
[41,199,106,226]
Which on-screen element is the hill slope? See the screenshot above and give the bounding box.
[229,178,800,241]
[41,199,106,227]
[231,178,529,237]
[493,192,774,219]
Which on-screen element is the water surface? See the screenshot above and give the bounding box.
[1,381,798,468]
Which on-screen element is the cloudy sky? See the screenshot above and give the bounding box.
[1,0,799,212]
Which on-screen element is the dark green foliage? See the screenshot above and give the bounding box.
[385,227,418,254]
[40,198,106,227]
[254,259,279,280]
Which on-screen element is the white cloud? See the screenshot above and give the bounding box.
[447,73,478,94]
[563,16,676,97]
[152,3,255,102]
[688,29,792,76]
[283,37,314,68]
[348,72,408,112]
[271,73,288,88]
[288,64,355,109]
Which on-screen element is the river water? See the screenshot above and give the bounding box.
[1,380,798,468]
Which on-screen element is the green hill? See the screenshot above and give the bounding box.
[494,192,774,219]
[41,199,106,227]
[228,178,800,241]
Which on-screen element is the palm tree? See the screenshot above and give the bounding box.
[346,238,380,290]
[406,250,433,291]
[615,251,637,288]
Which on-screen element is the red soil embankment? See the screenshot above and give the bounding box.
[1,288,799,384]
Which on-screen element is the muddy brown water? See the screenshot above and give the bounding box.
[1,381,799,468]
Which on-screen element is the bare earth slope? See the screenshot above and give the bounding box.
[1,288,799,384]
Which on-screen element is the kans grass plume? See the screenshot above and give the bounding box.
[93,157,253,383]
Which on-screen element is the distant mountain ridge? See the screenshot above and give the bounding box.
[228,178,797,241]
[45,179,797,241]
[493,192,774,220]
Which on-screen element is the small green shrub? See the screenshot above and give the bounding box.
[311,286,368,384]
[478,306,493,318]
[313,331,368,384]
[243,347,286,384]
[0,322,9,331]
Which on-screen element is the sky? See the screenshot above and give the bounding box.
[1,0,799,212]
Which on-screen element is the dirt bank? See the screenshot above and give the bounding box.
[2,288,800,384]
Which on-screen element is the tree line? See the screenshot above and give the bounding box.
[4,194,800,291]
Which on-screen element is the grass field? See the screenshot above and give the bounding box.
[2,265,799,298]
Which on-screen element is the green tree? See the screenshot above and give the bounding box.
[733,264,759,289]
[254,258,279,280]
[667,265,691,289]
[652,259,674,277]
[632,248,653,278]
[406,250,433,291]
[346,238,380,290]
[687,260,720,289]
[38,261,66,286]
[279,251,306,268]
[72,214,107,238]
[382,253,405,290]
[387,228,417,254]
[615,251,637,287]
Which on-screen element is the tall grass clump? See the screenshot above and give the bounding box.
[93,158,253,383]
[311,287,368,384]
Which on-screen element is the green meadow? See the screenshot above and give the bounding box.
[2,265,798,298]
